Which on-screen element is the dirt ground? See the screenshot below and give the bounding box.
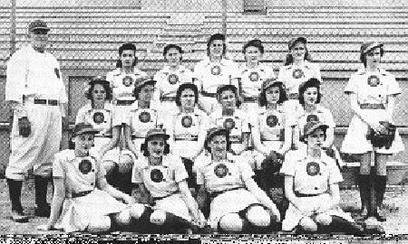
[1,178,408,236]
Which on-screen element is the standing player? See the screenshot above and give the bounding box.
[239,39,276,113]
[153,44,194,116]
[341,42,404,223]
[5,20,68,222]
[194,33,240,114]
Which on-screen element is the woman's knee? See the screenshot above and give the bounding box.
[103,161,118,175]
[150,210,167,226]
[218,213,244,233]
[118,155,134,174]
[114,208,132,226]
[299,217,318,232]
[87,216,111,233]
[245,205,271,227]
[315,213,332,226]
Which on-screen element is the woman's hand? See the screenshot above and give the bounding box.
[123,194,135,205]
[267,205,281,222]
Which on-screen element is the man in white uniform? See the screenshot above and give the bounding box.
[5,20,68,222]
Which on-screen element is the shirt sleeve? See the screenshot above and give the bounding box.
[322,107,336,128]
[312,63,322,81]
[75,106,87,124]
[280,150,297,176]
[54,59,68,104]
[194,155,206,185]
[52,152,65,179]
[328,158,343,185]
[131,159,144,184]
[344,73,358,94]
[386,74,401,96]
[237,156,255,181]
[172,156,189,183]
[5,49,27,103]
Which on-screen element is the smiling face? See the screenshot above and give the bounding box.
[303,87,319,105]
[165,47,182,67]
[219,89,236,110]
[244,46,262,64]
[30,29,48,52]
[209,40,224,58]
[120,49,136,68]
[138,84,154,103]
[265,86,280,104]
[73,133,95,156]
[179,88,196,109]
[147,136,166,159]
[290,41,306,62]
[91,84,107,103]
[208,134,228,160]
[365,47,382,67]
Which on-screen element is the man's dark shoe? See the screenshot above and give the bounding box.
[35,204,51,217]
[11,209,29,222]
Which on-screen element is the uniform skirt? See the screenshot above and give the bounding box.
[112,103,134,127]
[55,189,127,232]
[208,188,260,229]
[282,193,354,231]
[341,109,404,154]
[154,193,192,221]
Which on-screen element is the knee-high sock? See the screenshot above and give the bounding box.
[7,179,23,211]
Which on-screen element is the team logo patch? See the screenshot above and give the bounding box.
[306,162,320,176]
[306,114,319,122]
[181,115,193,128]
[139,111,151,123]
[367,75,380,87]
[211,65,221,75]
[78,159,92,174]
[168,74,179,85]
[150,169,164,183]
[54,68,60,79]
[93,112,105,124]
[292,69,304,79]
[223,118,236,131]
[214,163,229,178]
[249,72,259,82]
[266,115,279,128]
[122,75,134,87]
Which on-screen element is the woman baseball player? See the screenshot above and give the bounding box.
[131,128,204,233]
[341,42,404,223]
[195,127,281,233]
[194,33,240,114]
[277,37,321,113]
[163,83,209,190]
[239,39,276,113]
[75,77,135,194]
[153,44,194,116]
[37,123,145,233]
[281,121,361,234]
[209,84,251,158]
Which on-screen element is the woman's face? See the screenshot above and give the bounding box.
[303,87,319,105]
[91,84,107,103]
[291,42,306,62]
[209,40,224,58]
[138,84,154,102]
[305,128,325,150]
[180,88,196,109]
[219,89,236,110]
[265,86,280,104]
[74,133,95,156]
[208,134,227,159]
[147,136,166,159]
[244,46,262,64]
[165,47,182,66]
[120,49,136,68]
[365,47,382,66]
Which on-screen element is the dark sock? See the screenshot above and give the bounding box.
[162,212,192,233]
[34,176,49,207]
[358,174,371,214]
[7,179,23,211]
[375,175,387,207]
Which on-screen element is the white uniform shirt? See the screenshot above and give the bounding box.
[209,108,250,143]
[252,105,286,142]
[5,45,67,105]
[196,153,254,194]
[277,61,321,95]
[153,65,194,100]
[280,147,343,195]
[128,101,163,139]
[345,68,401,106]
[53,149,104,196]
[239,63,276,98]
[75,102,114,137]
[106,68,148,101]
[193,57,240,94]
[294,105,335,136]
[131,154,188,198]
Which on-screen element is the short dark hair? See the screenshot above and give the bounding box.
[163,44,183,57]
[360,46,384,67]
[140,137,170,157]
[85,77,113,101]
[116,43,137,68]
[207,33,227,57]
[298,78,322,105]
[216,85,241,108]
[204,129,231,152]
[242,39,264,54]
[175,83,199,107]
[258,82,287,107]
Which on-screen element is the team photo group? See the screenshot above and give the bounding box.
[4,19,404,235]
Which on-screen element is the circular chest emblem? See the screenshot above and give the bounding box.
[139,111,151,123]
[292,69,304,79]
[168,74,179,85]
[93,112,105,124]
[211,65,221,75]
[223,118,236,131]
[306,114,319,122]
[214,163,229,178]
[122,75,134,87]
[249,72,259,82]
[78,159,92,175]
[367,75,380,87]
[306,162,320,176]
[150,169,164,183]
[181,115,193,128]
[266,115,279,128]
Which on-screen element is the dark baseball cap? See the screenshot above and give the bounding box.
[73,123,99,137]
[288,36,307,50]
[28,20,50,33]
[301,120,328,142]
[360,42,383,55]
[145,127,170,141]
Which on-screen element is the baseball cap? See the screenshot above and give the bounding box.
[204,126,229,150]
[301,121,328,141]
[28,20,50,33]
[133,77,156,94]
[288,36,307,50]
[145,127,170,141]
[360,42,383,55]
[262,78,283,91]
[73,123,99,137]
[216,84,238,96]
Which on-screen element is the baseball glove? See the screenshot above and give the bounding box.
[18,116,31,137]
[261,151,284,174]
[366,121,396,149]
